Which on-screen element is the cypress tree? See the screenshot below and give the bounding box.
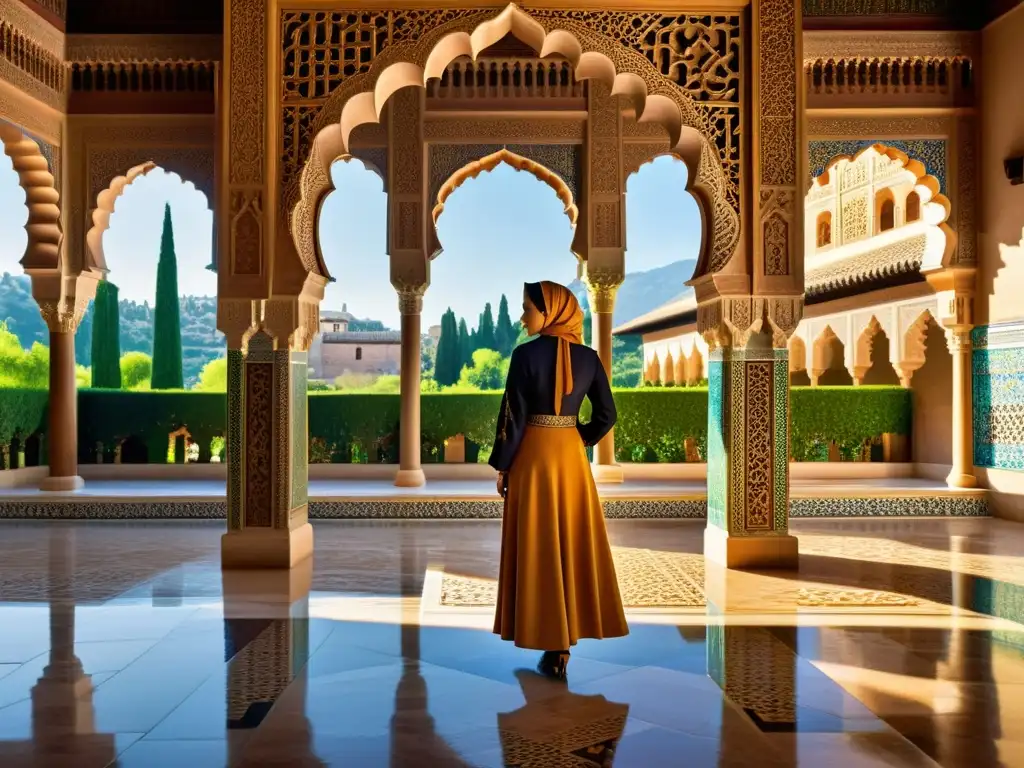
[151,203,184,389]
[434,309,460,387]
[457,317,472,370]
[90,279,122,389]
[495,294,516,357]
[477,302,497,352]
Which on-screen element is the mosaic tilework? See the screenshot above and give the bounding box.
[972,322,1024,470]
[707,359,727,529]
[226,350,244,531]
[290,353,309,510]
[0,495,987,519]
[773,354,790,533]
[808,139,947,193]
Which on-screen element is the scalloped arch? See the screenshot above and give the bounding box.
[86,163,210,275]
[0,125,62,275]
[431,148,577,258]
[290,3,739,282]
[812,142,951,222]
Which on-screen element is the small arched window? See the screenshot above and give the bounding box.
[906,191,921,223]
[355,347,363,361]
[816,211,832,248]
[876,189,896,233]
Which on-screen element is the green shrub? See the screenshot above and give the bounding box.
[0,385,914,466]
[0,387,48,446]
[789,386,911,461]
[78,389,225,463]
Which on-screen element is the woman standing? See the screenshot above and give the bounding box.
[489,281,629,680]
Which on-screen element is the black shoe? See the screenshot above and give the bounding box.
[537,650,570,680]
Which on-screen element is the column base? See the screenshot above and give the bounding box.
[704,525,798,570]
[221,523,314,570]
[946,470,978,489]
[394,468,426,488]
[222,555,313,617]
[40,475,84,492]
[592,463,625,484]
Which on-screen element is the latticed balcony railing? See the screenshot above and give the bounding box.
[427,57,583,100]
[805,56,973,96]
[68,60,218,94]
[0,22,64,94]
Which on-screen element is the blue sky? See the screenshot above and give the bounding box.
[0,152,699,329]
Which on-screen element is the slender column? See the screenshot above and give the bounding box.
[947,329,977,488]
[395,287,426,488]
[587,273,623,484]
[38,300,86,492]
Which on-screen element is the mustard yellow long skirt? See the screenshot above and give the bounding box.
[494,424,629,651]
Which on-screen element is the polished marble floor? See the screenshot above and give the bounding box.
[0,518,1023,767]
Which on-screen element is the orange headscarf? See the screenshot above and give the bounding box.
[537,281,585,416]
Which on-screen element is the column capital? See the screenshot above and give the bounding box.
[36,273,100,334]
[698,295,804,351]
[394,281,427,316]
[945,327,973,354]
[584,267,623,314]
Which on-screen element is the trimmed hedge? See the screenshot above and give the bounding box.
[790,386,912,461]
[78,389,225,463]
[0,385,912,465]
[0,387,48,453]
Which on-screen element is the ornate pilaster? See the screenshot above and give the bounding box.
[703,304,798,569]
[699,0,804,569]
[585,268,624,484]
[221,294,318,569]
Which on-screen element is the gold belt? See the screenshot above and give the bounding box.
[527,414,577,428]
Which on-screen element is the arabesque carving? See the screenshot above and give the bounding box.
[289,5,741,285]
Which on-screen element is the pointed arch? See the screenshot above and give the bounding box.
[291,3,738,285]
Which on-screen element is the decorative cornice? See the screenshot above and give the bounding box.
[806,234,928,297]
[65,34,223,63]
[803,30,978,61]
[0,0,64,59]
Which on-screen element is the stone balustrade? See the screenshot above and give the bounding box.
[426,57,583,101]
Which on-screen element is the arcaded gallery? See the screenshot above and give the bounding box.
[0,0,1023,765]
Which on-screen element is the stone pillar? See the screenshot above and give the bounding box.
[395,286,426,488]
[219,296,317,569]
[587,271,624,483]
[704,317,799,568]
[37,296,91,492]
[946,329,977,488]
[386,87,429,487]
[699,0,804,569]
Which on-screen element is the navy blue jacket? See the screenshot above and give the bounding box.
[488,336,617,472]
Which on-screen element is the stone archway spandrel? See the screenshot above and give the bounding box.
[286,5,742,284]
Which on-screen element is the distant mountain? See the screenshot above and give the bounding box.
[569,258,696,328]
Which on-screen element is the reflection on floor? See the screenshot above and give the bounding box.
[0,518,1022,766]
